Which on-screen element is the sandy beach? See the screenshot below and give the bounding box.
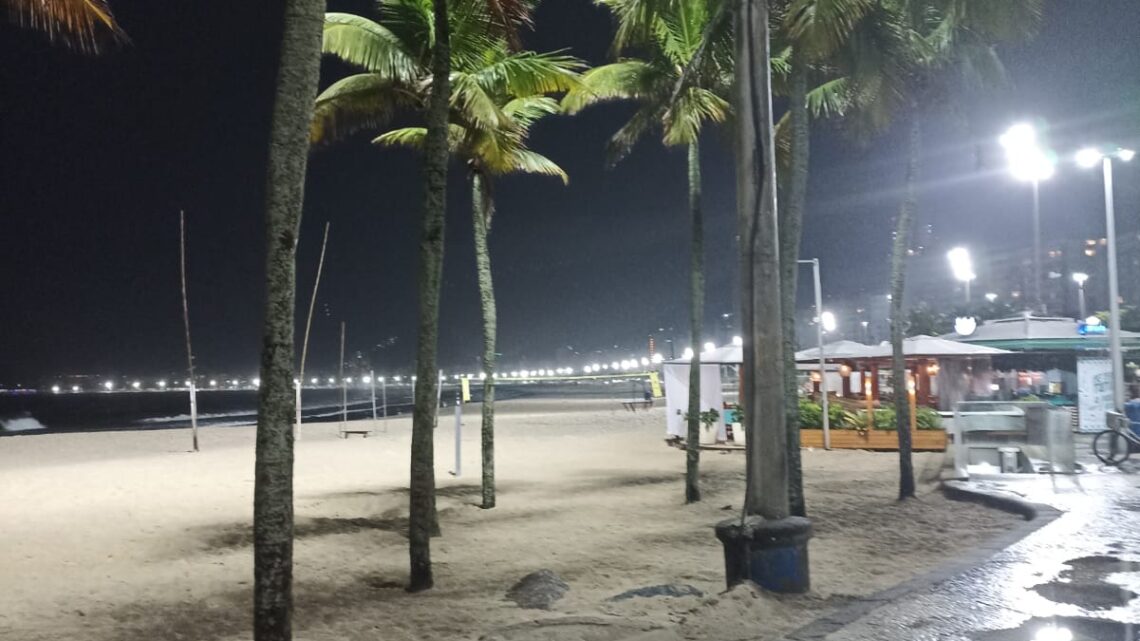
[0,399,1018,641]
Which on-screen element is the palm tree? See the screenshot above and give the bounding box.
[846,0,1042,499]
[374,100,576,515]
[5,0,125,51]
[563,0,730,504]
[311,0,573,588]
[251,0,327,637]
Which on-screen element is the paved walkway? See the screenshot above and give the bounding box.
[790,441,1140,641]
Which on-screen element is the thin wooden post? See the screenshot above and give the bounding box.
[297,222,331,438]
[179,211,199,452]
[339,321,347,434]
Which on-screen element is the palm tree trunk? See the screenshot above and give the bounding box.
[779,52,810,518]
[472,172,498,510]
[685,139,704,504]
[409,0,451,593]
[252,0,325,637]
[891,109,920,501]
[735,0,788,520]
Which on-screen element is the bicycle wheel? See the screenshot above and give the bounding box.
[1093,429,1132,466]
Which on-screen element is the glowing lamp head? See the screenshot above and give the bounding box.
[1072,272,1089,285]
[732,335,743,346]
[253,378,261,387]
[947,247,976,283]
[985,292,998,303]
[703,341,716,353]
[71,385,80,392]
[681,347,694,360]
[51,385,61,393]
[651,353,664,364]
[639,357,649,366]
[1001,123,1055,182]
[1076,147,1102,168]
[820,311,837,333]
[1119,148,1136,162]
[103,381,114,391]
[131,381,141,390]
[361,376,371,384]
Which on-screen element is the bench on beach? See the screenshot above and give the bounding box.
[620,398,654,412]
[339,428,372,438]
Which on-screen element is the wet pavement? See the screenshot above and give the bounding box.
[791,437,1140,641]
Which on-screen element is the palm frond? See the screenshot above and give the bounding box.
[805,76,850,118]
[662,86,728,146]
[471,50,584,98]
[606,103,665,166]
[322,13,422,81]
[7,0,127,52]
[373,124,467,152]
[492,149,568,183]
[311,73,416,144]
[784,0,875,59]
[560,60,669,113]
[450,71,508,130]
[501,95,561,132]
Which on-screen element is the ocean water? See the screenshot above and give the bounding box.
[0,378,647,436]
[0,386,416,436]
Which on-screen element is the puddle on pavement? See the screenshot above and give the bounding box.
[1031,556,1140,611]
[1032,581,1138,610]
[972,616,1139,640]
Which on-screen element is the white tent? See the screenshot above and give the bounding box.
[793,340,875,362]
[858,335,1010,359]
[662,361,727,440]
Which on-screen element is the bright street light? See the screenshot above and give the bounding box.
[1001,123,1054,312]
[361,375,372,384]
[732,335,743,346]
[131,381,141,390]
[651,353,664,364]
[703,341,716,352]
[820,311,837,333]
[1078,144,1134,410]
[103,381,114,391]
[947,247,976,302]
[157,380,167,389]
[681,347,694,360]
[985,292,998,303]
[51,385,60,394]
[71,385,80,392]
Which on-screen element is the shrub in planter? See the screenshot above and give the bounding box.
[798,399,822,429]
[915,407,943,430]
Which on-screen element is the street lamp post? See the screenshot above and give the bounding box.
[1000,124,1055,314]
[1077,146,1135,410]
[1072,272,1089,319]
[798,259,830,450]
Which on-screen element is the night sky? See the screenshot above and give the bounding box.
[1,0,1138,383]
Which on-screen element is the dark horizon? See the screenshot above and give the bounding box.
[1,0,1138,384]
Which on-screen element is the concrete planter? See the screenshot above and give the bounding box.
[715,516,812,593]
[799,428,947,451]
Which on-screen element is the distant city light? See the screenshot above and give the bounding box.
[682,347,694,360]
[985,292,998,302]
[479,372,487,380]
[732,335,743,346]
[327,378,335,384]
[157,380,167,388]
[392,376,400,382]
[71,385,80,392]
[510,371,519,378]
[209,380,218,387]
[565,367,574,375]
[362,375,372,384]
[346,377,354,384]
[51,385,60,394]
[184,380,192,386]
[821,311,838,333]
[651,353,664,364]
[703,342,716,353]
[639,357,649,366]
[610,361,619,370]
[131,381,141,390]
[591,363,600,372]
[310,377,318,384]
[253,378,261,387]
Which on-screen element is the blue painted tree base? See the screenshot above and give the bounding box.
[715,515,812,593]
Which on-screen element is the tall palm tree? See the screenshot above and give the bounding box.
[251,0,327,637]
[373,99,576,515]
[5,0,125,51]
[311,0,573,588]
[563,0,730,504]
[846,0,1042,499]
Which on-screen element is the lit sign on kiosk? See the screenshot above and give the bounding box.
[1078,316,1107,336]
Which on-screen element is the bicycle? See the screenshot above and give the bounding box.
[1092,411,1140,466]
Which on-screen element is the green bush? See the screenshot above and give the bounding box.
[915,407,943,430]
[798,398,822,429]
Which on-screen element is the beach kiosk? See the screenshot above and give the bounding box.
[663,345,742,444]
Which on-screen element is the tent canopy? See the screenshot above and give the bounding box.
[859,335,1010,359]
[944,314,1140,351]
